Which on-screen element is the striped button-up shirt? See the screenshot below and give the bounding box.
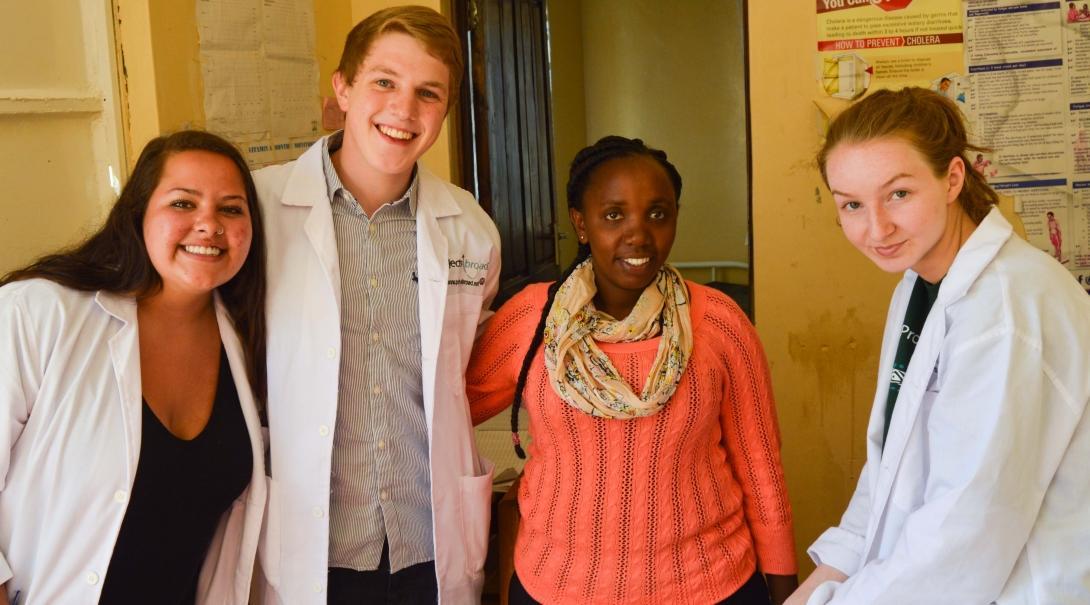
[322,132,433,572]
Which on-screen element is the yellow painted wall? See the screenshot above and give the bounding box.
[545,1,587,269]
[748,3,896,575]
[116,0,206,158]
[579,0,749,282]
[1,0,124,275]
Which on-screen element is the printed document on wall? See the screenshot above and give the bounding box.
[197,0,320,167]
[964,1,1090,286]
[815,0,965,112]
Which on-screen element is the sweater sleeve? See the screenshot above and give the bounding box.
[704,289,798,575]
[466,283,550,426]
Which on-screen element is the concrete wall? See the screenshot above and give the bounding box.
[578,0,750,283]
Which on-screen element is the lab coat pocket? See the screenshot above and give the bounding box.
[459,458,495,576]
[256,477,282,590]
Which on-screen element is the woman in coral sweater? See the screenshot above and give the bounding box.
[467,136,798,605]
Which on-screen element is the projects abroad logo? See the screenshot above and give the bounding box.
[448,256,489,278]
[448,255,490,288]
[817,0,912,14]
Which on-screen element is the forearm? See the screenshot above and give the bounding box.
[785,565,847,605]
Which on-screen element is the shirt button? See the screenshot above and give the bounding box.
[380,490,389,501]
[312,506,324,518]
[86,572,99,585]
[318,425,330,437]
[372,385,381,395]
[326,347,336,359]
[370,332,380,343]
[369,277,378,288]
[113,490,128,504]
[368,224,376,235]
[377,440,386,450]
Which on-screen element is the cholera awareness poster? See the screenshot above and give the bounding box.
[817,0,1090,292]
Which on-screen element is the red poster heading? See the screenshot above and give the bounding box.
[816,0,913,14]
[817,32,963,51]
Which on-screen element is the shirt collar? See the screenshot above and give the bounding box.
[322,130,418,217]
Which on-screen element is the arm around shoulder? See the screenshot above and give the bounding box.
[466,283,550,425]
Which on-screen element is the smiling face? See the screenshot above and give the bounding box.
[142,150,252,301]
[570,155,679,319]
[826,136,967,282]
[332,32,450,190]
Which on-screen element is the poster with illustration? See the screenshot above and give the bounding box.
[816,0,1090,286]
[962,0,1090,284]
[816,0,965,99]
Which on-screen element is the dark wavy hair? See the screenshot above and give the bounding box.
[1,130,267,405]
[508,135,682,458]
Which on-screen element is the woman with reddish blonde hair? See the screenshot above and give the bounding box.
[790,87,1090,604]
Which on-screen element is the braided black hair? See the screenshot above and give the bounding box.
[509,135,682,458]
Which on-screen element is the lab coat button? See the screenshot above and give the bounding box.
[313,582,323,593]
[312,506,324,518]
[86,572,99,585]
[318,425,330,437]
[113,490,128,503]
[326,347,336,359]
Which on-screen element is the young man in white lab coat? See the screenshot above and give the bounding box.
[252,7,501,604]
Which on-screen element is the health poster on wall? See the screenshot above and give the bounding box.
[197,0,321,168]
[963,1,1090,290]
[816,0,965,101]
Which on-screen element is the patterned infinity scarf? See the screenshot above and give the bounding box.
[543,259,693,419]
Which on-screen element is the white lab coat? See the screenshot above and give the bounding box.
[253,137,501,604]
[0,279,267,604]
[807,209,1090,604]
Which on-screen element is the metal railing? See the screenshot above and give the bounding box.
[671,261,749,282]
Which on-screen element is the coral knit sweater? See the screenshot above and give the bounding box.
[468,281,796,605]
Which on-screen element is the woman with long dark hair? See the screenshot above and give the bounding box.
[0,131,267,604]
[468,136,798,605]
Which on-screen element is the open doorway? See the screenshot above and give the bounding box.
[453,0,559,304]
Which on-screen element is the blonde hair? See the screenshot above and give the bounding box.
[336,5,463,100]
[817,87,999,223]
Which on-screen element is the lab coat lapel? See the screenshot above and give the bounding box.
[415,168,459,437]
[282,139,342,311]
[861,210,1012,558]
[96,291,143,476]
[864,294,946,558]
[214,294,267,481]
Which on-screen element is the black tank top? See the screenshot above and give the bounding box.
[99,348,252,604]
